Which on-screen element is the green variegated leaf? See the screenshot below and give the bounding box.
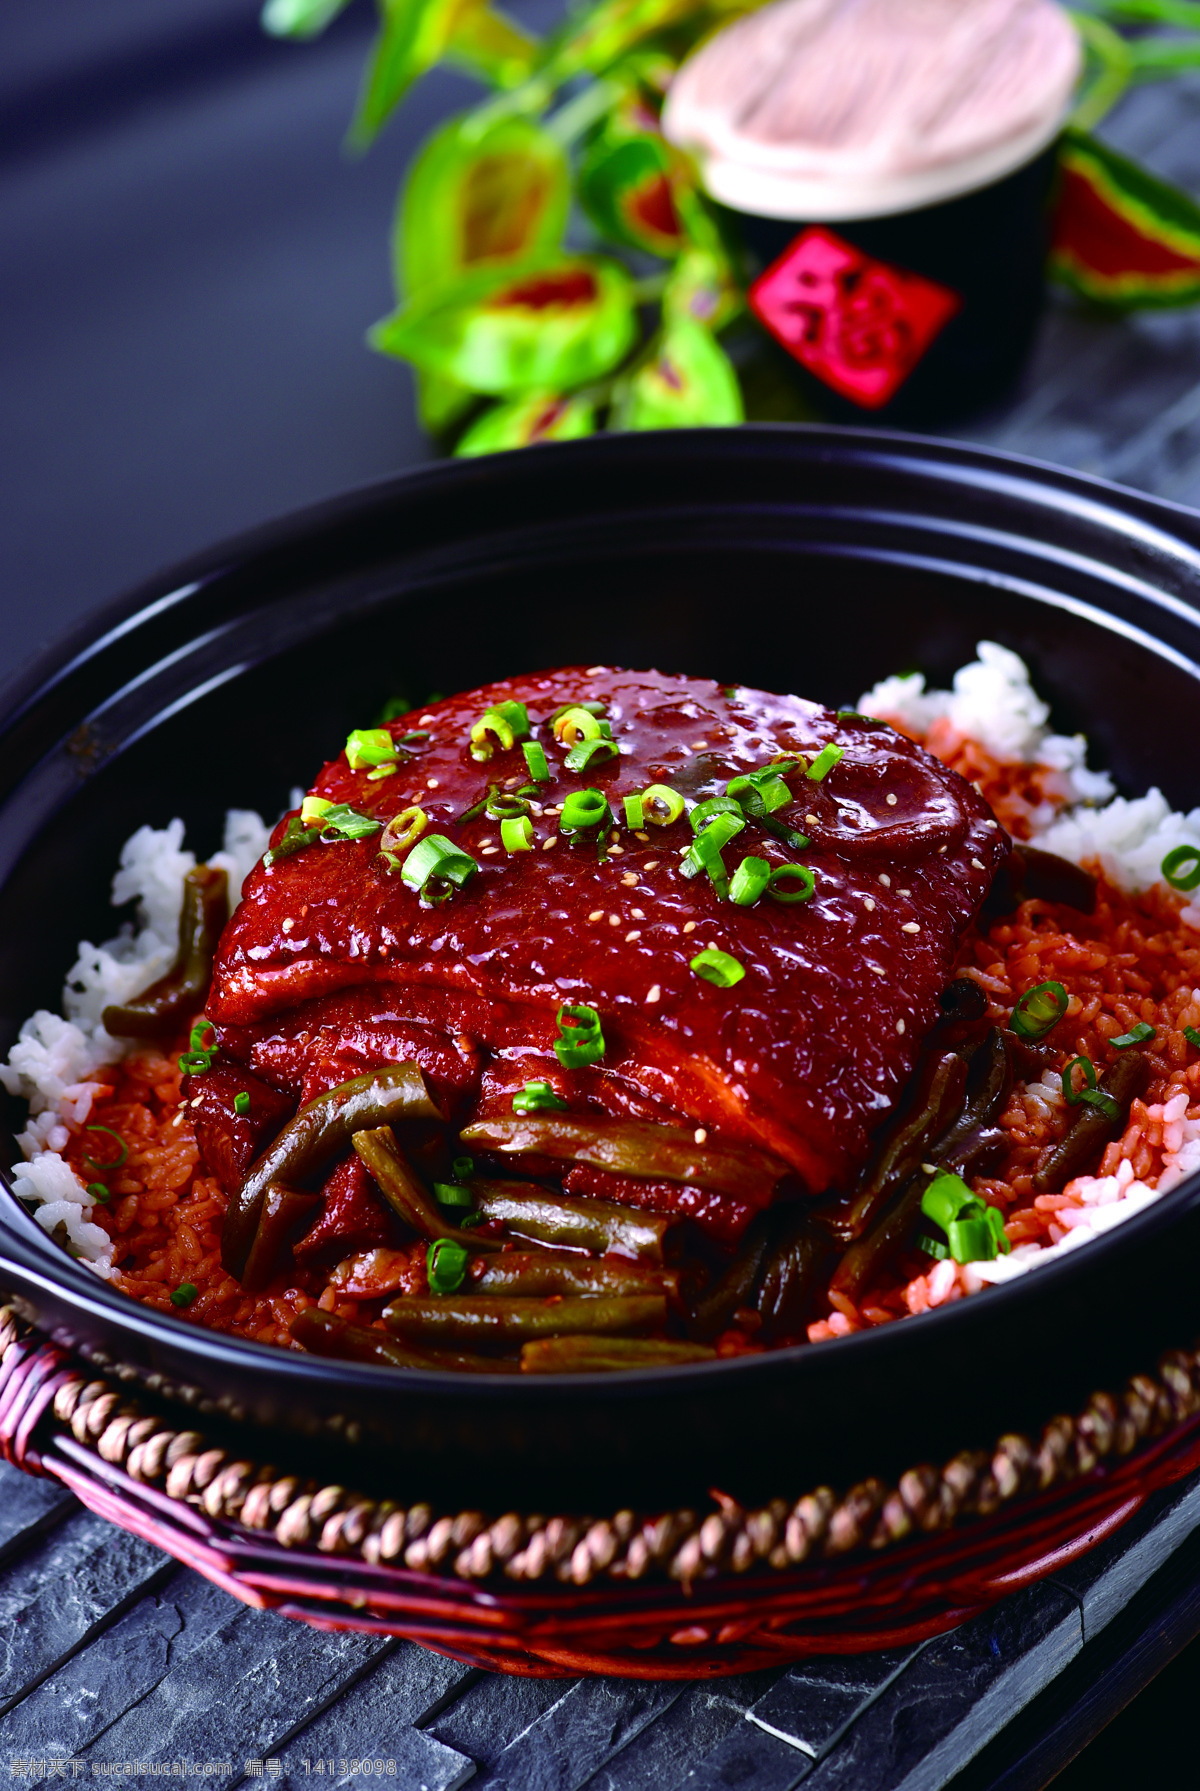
[448,5,539,87]
[579,132,683,256]
[613,317,743,429]
[662,245,741,329]
[455,392,597,454]
[540,0,709,85]
[416,369,477,433]
[371,255,638,394]
[351,0,535,147]
[397,114,570,296]
[261,0,352,38]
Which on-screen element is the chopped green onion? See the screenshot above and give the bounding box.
[523,741,551,783]
[515,784,541,799]
[560,788,610,833]
[565,736,619,773]
[920,1170,976,1232]
[178,1021,219,1078]
[264,817,320,868]
[376,696,411,724]
[401,833,479,904]
[726,769,793,817]
[170,1283,199,1308]
[1162,845,1200,892]
[501,815,534,852]
[513,1080,569,1113]
[680,813,745,895]
[470,700,529,761]
[1112,1022,1155,1049]
[758,815,811,852]
[377,805,427,871]
[623,792,644,829]
[1010,980,1069,1041]
[690,797,744,835]
[452,1155,474,1180]
[1186,1027,1200,1051]
[640,784,686,826]
[767,864,816,904]
[946,1217,998,1264]
[550,699,606,725]
[300,795,332,825]
[427,1237,469,1294]
[318,804,383,843]
[554,1004,605,1068]
[920,1234,949,1260]
[1063,1055,1120,1120]
[1063,1055,1098,1105]
[690,947,745,987]
[234,1091,251,1117]
[345,727,397,770]
[806,743,844,782]
[86,1182,110,1204]
[836,709,884,727]
[433,1182,474,1208]
[729,856,771,906]
[367,764,397,781]
[485,791,531,820]
[552,706,605,746]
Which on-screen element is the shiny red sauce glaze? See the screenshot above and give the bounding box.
[207,667,1008,1200]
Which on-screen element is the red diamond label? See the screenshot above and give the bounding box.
[748,226,962,410]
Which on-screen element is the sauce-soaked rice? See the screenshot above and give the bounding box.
[66,725,1200,1355]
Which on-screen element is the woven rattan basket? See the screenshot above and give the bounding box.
[5,1301,1200,1677]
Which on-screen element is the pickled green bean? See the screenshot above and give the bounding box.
[459,1115,786,1202]
[382,1293,666,1345]
[353,1126,499,1249]
[102,865,229,1039]
[520,1336,716,1373]
[472,1251,677,1299]
[291,1307,514,1372]
[222,1061,443,1277]
[472,1179,668,1262]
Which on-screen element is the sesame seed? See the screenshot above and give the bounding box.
[481,846,499,856]
[635,831,649,843]
[427,777,439,790]
[191,1096,203,1107]
[587,665,605,675]
[871,964,885,976]
[588,910,604,922]
[694,1127,707,1145]
[806,814,819,828]
[692,740,707,751]
[418,714,435,725]
[863,897,875,911]
[898,888,911,898]
[171,1111,185,1127]
[607,913,620,925]
[683,920,697,933]
[971,857,985,871]
[644,860,660,871]
[631,907,645,920]
[478,836,494,848]
[542,837,557,850]
[646,984,661,1003]
[625,930,642,943]
[282,917,293,933]
[878,874,891,887]
[621,871,638,886]
[885,793,898,807]
[902,921,920,933]
[922,1162,937,1175]
[984,819,998,829]
[610,844,624,855]
[897,1018,906,1033]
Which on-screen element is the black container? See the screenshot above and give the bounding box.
[728,144,1060,428]
[1,426,1199,1511]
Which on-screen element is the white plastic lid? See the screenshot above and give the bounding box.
[662,0,1082,222]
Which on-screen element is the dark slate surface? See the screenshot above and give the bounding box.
[6,4,1200,1787]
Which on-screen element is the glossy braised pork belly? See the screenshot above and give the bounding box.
[203,667,1009,1272]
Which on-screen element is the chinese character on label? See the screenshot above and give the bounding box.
[10,1762,27,1779]
[264,1765,282,1779]
[749,226,961,409]
[244,1764,264,1780]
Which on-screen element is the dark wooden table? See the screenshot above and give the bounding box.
[5,3,1200,1784]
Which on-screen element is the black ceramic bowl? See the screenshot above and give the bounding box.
[2,426,1200,1511]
